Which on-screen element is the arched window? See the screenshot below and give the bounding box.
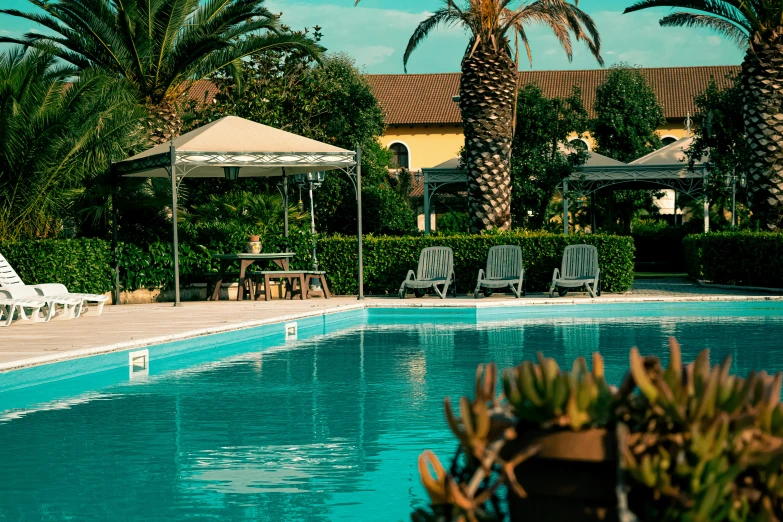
[568,138,590,152]
[661,136,678,147]
[390,143,409,169]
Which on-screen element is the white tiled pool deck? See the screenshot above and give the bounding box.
[2,278,782,372]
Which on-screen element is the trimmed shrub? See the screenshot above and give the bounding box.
[0,238,114,294]
[318,232,635,295]
[684,232,783,287]
[1,232,635,296]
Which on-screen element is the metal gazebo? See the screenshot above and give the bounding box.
[112,116,364,305]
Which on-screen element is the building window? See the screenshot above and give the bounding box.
[661,136,678,147]
[568,138,590,152]
[390,143,409,169]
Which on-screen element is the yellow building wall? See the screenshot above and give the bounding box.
[379,125,464,171]
[380,119,691,170]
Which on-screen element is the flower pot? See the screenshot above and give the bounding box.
[505,427,618,522]
[246,236,261,254]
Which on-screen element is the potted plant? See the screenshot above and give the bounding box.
[246,235,261,254]
[412,340,783,522]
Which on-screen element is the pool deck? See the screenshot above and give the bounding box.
[2,278,782,372]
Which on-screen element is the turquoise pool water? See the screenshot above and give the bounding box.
[1,302,783,521]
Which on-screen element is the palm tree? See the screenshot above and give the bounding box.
[0,0,323,144]
[0,47,148,241]
[399,0,603,232]
[623,0,783,229]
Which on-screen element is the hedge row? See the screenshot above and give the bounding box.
[1,232,635,296]
[684,232,783,288]
[319,232,635,295]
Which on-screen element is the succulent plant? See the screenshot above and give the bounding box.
[413,340,783,522]
[617,339,783,522]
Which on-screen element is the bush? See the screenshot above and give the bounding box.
[684,232,783,287]
[631,223,688,272]
[318,232,635,295]
[0,238,114,294]
[1,232,635,296]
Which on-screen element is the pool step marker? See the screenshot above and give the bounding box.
[129,349,149,379]
[285,322,298,341]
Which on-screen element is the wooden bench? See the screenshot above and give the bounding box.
[252,271,332,301]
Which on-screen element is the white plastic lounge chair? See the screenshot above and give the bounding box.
[0,286,82,320]
[399,246,456,299]
[549,244,601,298]
[474,245,525,298]
[0,297,51,326]
[0,252,107,316]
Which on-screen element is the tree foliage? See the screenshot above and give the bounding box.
[185,52,413,235]
[510,84,589,229]
[0,0,323,143]
[0,48,148,241]
[590,65,665,233]
[591,64,665,162]
[689,74,753,229]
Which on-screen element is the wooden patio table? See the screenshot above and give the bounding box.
[209,253,295,301]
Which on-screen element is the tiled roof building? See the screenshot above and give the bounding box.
[364,66,739,125]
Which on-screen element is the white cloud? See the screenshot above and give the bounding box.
[266,1,467,73]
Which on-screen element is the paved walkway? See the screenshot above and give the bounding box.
[2,278,780,371]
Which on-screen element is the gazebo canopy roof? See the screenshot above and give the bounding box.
[115,116,355,178]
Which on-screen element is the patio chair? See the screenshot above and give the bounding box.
[474,245,525,298]
[549,244,601,298]
[0,297,51,326]
[0,252,107,316]
[399,246,456,299]
[0,285,82,320]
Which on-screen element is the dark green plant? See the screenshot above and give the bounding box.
[684,232,783,287]
[0,48,148,241]
[589,64,667,234]
[511,84,589,229]
[318,232,635,296]
[0,0,323,144]
[436,212,470,235]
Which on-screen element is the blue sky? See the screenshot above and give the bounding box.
[1,0,744,73]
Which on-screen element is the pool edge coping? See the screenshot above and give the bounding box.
[3,294,783,373]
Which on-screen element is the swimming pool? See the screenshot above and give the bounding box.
[1,301,782,521]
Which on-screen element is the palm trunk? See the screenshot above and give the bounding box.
[459,49,516,233]
[741,33,783,229]
[146,99,183,144]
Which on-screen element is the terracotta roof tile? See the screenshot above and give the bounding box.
[366,66,740,125]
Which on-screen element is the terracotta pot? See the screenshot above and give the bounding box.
[505,428,618,522]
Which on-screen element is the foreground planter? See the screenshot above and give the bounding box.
[506,428,618,522]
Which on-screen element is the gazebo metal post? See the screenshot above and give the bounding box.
[282,168,289,240]
[170,142,182,306]
[112,185,120,305]
[703,198,710,233]
[424,171,431,236]
[356,145,364,300]
[562,179,569,234]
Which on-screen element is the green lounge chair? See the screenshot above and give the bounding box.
[549,244,601,298]
[399,246,455,299]
[474,245,525,298]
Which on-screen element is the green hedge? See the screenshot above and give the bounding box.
[1,232,635,296]
[319,232,635,295]
[684,232,783,287]
[0,238,114,294]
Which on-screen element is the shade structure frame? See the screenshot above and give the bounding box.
[112,121,364,305]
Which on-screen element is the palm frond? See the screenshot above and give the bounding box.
[403,8,462,72]
[660,12,750,47]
